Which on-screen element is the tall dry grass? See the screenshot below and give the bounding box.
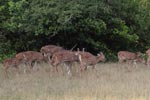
[0,63,150,100]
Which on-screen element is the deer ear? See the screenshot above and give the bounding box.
[44,53,47,57]
[77,48,80,52]
[82,48,85,52]
[97,54,100,56]
[99,52,103,55]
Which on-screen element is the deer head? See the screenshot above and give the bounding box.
[97,52,106,62]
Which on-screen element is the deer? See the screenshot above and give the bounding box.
[76,50,106,70]
[146,49,150,66]
[15,51,46,71]
[40,45,64,63]
[117,51,144,68]
[51,50,81,76]
[118,51,142,63]
[3,57,22,76]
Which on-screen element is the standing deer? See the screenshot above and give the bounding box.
[117,51,145,68]
[118,51,142,63]
[51,50,81,75]
[76,51,106,70]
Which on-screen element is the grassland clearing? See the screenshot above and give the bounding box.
[0,63,150,100]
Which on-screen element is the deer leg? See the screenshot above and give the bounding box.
[126,60,131,70]
[91,64,98,77]
[79,61,86,71]
[133,60,137,69]
[23,64,27,74]
[147,58,150,67]
[53,63,59,72]
[66,62,72,76]
[118,59,121,63]
[28,61,32,69]
[24,61,31,73]
[118,59,123,63]
[4,65,9,78]
[32,61,39,72]
[52,60,59,73]
[78,54,85,71]
[30,60,35,71]
[51,64,58,76]
[92,65,95,69]
[27,60,34,73]
[79,63,84,71]
[55,65,59,74]
[14,65,20,74]
[66,64,71,76]
[126,60,134,71]
[48,56,52,63]
[59,63,65,76]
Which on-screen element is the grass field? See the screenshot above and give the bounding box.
[0,62,150,100]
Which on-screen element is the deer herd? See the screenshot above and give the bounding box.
[2,44,150,77]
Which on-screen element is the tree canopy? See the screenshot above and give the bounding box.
[0,0,150,61]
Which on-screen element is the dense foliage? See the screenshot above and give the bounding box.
[0,0,150,61]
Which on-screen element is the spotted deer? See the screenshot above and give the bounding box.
[118,51,142,63]
[117,51,145,68]
[51,50,81,75]
[15,51,45,70]
[76,50,106,70]
[40,45,64,63]
[3,57,21,76]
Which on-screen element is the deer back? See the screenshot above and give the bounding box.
[3,57,20,68]
[51,50,78,66]
[118,51,137,60]
[40,45,64,57]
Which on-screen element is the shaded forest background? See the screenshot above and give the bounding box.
[0,0,150,61]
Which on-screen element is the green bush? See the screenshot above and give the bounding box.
[0,0,150,61]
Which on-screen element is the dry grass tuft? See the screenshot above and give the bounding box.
[0,62,150,100]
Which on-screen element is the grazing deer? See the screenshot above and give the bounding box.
[117,51,145,68]
[16,51,45,70]
[24,51,46,68]
[76,51,106,70]
[117,51,142,63]
[51,50,80,75]
[146,49,150,66]
[40,45,64,62]
[3,57,21,76]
